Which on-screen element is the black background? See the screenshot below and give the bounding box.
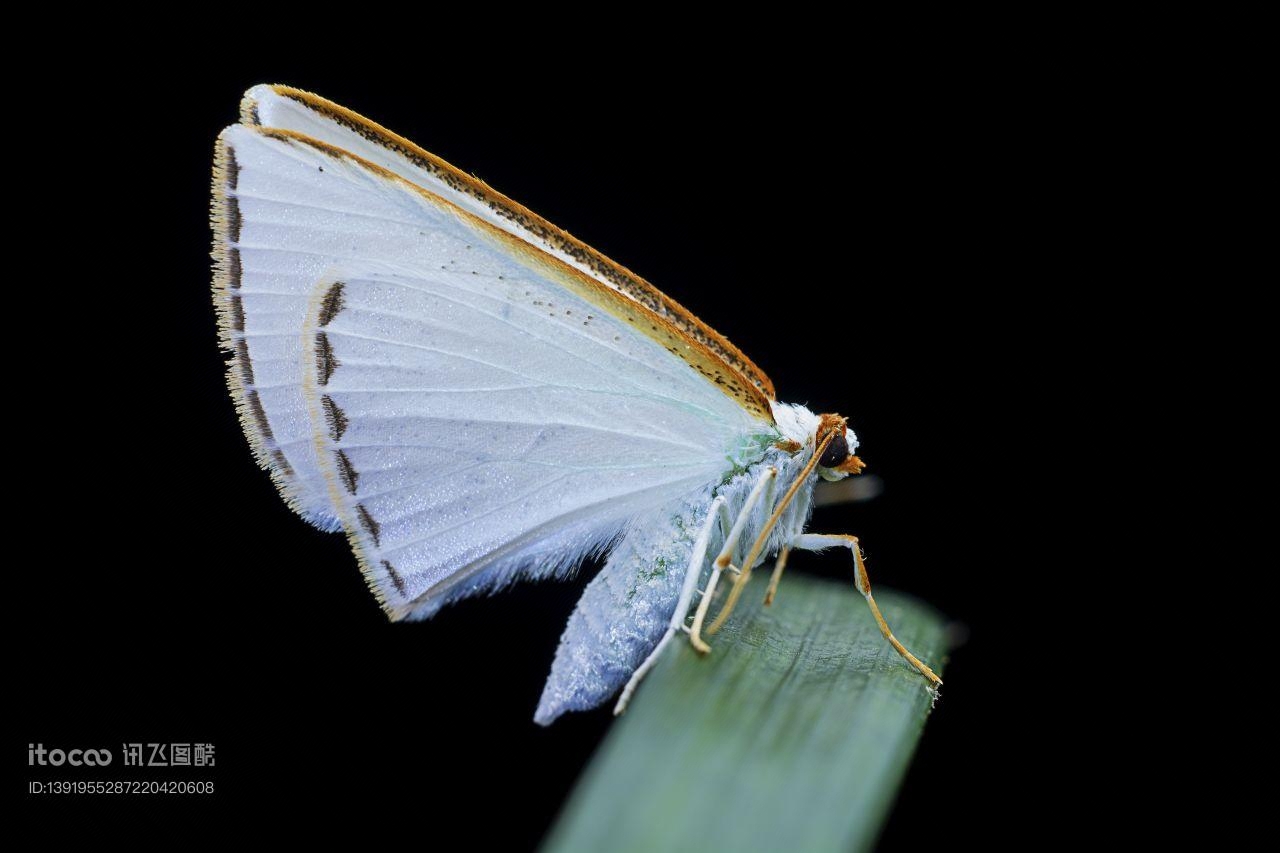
[18,53,1060,845]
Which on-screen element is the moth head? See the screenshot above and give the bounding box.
[815,413,864,482]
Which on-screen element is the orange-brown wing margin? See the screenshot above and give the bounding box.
[243,84,776,409]
[254,127,774,423]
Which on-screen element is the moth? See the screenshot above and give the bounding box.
[212,85,940,724]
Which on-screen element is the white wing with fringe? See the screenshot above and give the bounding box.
[216,124,772,618]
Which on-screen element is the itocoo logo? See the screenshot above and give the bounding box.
[28,744,113,766]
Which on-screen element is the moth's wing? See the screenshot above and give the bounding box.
[215,88,775,531]
[217,124,775,618]
[238,84,775,401]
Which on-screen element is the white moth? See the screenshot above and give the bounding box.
[212,85,940,724]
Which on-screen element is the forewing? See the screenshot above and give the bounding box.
[239,84,776,402]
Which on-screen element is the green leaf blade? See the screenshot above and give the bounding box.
[543,574,947,853]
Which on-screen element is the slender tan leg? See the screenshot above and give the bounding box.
[763,545,792,606]
[791,533,941,686]
[688,467,776,654]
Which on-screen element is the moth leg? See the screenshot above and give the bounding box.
[728,470,776,579]
[677,498,727,637]
[706,502,734,593]
[763,545,792,606]
[792,533,942,687]
[614,496,727,715]
[689,467,777,654]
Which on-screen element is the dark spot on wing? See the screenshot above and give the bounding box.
[226,194,242,243]
[318,282,346,327]
[226,244,242,290]
[235,339,254,385]
[315,332,339,385]
[246,390,272,441]
[357,505,381,547]
[322,395,348,442]
[382,560,407,596]
[335,450,359,494]
[271,449,294,476]
[225,145,240,190]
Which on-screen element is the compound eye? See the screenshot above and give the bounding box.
[818,431,849,468]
